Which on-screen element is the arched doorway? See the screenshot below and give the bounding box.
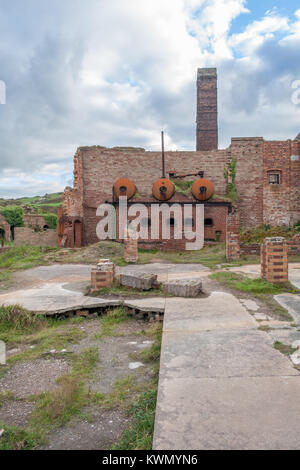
[0,228,5,246]
[74,220,83,248]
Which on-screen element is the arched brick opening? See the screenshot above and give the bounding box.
[74,220,83,248]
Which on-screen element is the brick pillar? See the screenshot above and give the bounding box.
[124,228,138,263]
[226,211,240,261]
[261,237,288,284]
[91,259,115,292]
[196,68,218,151]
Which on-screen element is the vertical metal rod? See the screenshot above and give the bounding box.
[161,131,165,178]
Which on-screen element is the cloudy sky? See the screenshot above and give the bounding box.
[0,0,299,198]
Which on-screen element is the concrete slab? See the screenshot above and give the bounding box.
[153,376,300,450]
[269,328,300,346]
[240,299,260,312]
[118,263,210,283]
[275,293,300,324]
[159,329,298,379]
[125,298,165,313]
[163,292,256,332]
[0,282,121,314]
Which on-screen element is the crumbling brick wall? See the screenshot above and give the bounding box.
[226,211,240,260]
[230,137,264,228]
[0,215,11,242]
[14,227,58,247]
[63,134,300,247]
[23,214,48,229]
[74,146,228,246]
[263,140,300,226]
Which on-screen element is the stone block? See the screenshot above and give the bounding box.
[164,279,202,298]
[119,272,157,291]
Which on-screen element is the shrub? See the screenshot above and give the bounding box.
[1,205,24,228]
[43,213,57,229]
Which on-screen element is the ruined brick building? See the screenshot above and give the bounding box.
[60,68,300,249]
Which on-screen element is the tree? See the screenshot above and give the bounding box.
[1,206,24,239]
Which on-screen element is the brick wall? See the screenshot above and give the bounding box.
[112,202,228,251]
[241,233,300,256]
[23,214,48,228]
[231,138,264,228]
[75,147,228,246]
[14,227,58,247]
[63,134,300,247]
[263,140,300,225]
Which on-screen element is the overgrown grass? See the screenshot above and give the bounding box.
[0,391,15,407]
[94,307,130,339]
[241,224,300,245]
[112,388,158,450]
[0,305,47,333]
[93,376,145,410]
[88,281,165,298]
[171,179,194,197]
[130,326,162,364]
[111,324,162,450]
[210,272,300,295]
[0,425,41,450]
[0,245,58,283]
[0,306,85,362]
[0,347,100,450]
[0,309,162,450]
[273,341,298,356]
[30,347,98,439]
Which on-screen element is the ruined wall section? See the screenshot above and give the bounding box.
[81,147,228,245]
[62,148,83,219]
[263,140,300,226]
[289,139,300,224]
[14,227,58,247]
[230,138,264,228]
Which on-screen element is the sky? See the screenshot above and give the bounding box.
[0,0,299,198]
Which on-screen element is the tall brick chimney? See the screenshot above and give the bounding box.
[196,68,218,151]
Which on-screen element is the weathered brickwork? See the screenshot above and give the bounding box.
[91,259,115,291]
[230,137,264,228]
[23,214,49,229]
[124,231,138,262]
[261,237,288,284]
[61,67,300,249]
[113,201,228,251]
[65,147,229,247]
[226,211,240,261]
[196,68,218,151]
[0,215,11,242]
[263,140,300,226]
[14,227,58,247]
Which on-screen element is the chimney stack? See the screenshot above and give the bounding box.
[196,68,218,151]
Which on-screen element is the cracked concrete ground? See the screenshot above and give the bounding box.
[0,263,209,314]
[1,262,300,449]
[153,289,300,450]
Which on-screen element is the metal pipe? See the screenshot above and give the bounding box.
[161,131,165,178]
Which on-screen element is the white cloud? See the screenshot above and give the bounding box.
[0,0,299,197]
[229,11,289,55]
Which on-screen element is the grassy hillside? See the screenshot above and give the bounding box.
[0,193,63,215]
